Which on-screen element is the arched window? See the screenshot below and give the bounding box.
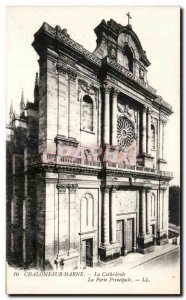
[151,124,156,150]
[123,45,133,73]
[81,193,94,230]
[82,95,93,131]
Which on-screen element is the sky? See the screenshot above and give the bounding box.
[6,6,180,185]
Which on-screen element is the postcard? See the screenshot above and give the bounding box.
[6,6,181,295]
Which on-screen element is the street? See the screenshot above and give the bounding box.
[133,248,180,272]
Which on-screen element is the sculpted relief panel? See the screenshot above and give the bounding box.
[116,191,137,214]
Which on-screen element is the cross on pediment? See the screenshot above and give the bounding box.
[126,12,132,25]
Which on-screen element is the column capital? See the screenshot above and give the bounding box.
[147,107,152,114]
[146,189,151,194]
[142,105,148,112]
[160,118,167,125]
[111,185,117,192]
[162,187,167,190]
[112,87,120,96]
[160,187,167,191]
[101,82,111,94]
[101,185,111,193]
[67,184,78,192]
[56,183,67,193]
[56,62,67,75]
[67,67,77,81]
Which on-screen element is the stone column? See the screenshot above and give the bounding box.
[124,219,128,255]
[157,189,160,232]
[159,189,163,231]
[111,89,119,146]
[146,189,151,234]
[102,187,110,246]
[141,106,147,154]
[147,108,152,155]
[102,83,111,145]
[163,189,167,230]
[133,217,137,251]
[68,184,78,252]
[110,187,117,244]
[162,189,166,231]
[141,189,146,236]
[136,191,140,237]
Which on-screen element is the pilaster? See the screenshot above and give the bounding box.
[110,187,117,244]
[137,188,154,254]
[111,88,119,147]
[99,185,121,263]
[56,62,68,137]
[102,83,111,145]
[147,108,152,156]
[146,189,152,235]
[55,183,79,269]
[67,67,78,140]
[102,186,110,247]
[157,188,168,245]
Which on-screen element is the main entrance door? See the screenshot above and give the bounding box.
[126,219,133,253]
[116,219,134,254]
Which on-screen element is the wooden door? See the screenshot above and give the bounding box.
[126,219,133,253]
[86,239,93,267]
[116,220,124,254]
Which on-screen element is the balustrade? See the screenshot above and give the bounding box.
[28,153,173,177]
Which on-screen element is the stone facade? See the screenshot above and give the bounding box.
[6,19,173,270]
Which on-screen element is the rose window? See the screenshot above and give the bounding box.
[117,117,135,149]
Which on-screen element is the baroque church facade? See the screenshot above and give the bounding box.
[6,18,173,270]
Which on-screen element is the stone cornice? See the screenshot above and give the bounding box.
[155,96,173,114]
[101,58,173,116]
[33,23,172,116]
[33,22,101,67]
[102,56,157,96]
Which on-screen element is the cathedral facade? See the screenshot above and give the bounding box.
[6,18,173,270]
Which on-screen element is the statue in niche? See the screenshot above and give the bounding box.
[108,45,117,60]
